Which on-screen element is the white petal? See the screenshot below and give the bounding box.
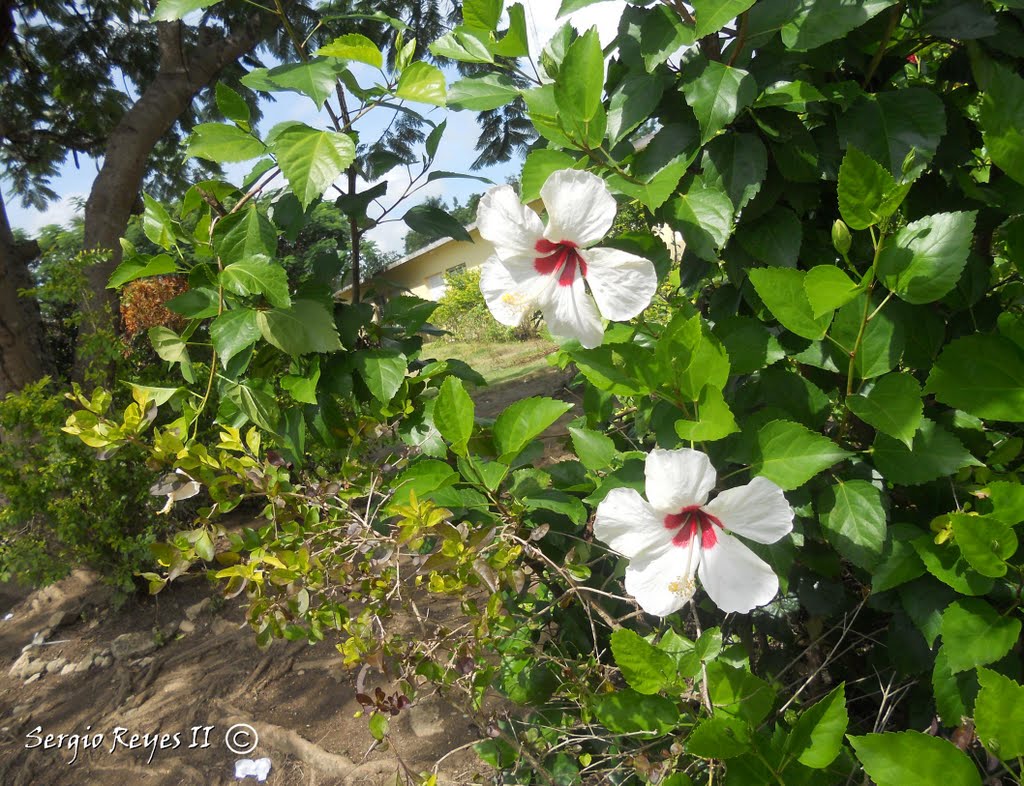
[480,258,537,327]
[541,170,617,248]
[593,487,673,560]
[582,246,658,322]
[644,448,716,515]
[698,531,779,614]
[541,274,605,348]
[704,477,795,545]
[477,185,545,262]
[624,547,696,617]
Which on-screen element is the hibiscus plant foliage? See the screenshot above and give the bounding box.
[63,0,1024,782]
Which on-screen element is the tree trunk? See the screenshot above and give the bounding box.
[75,19,262,378]
[0,190,50,396]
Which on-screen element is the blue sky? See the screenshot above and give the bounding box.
[2,0,625,254]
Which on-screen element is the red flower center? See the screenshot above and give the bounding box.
[664,505,722,549]
[534,238,587,287]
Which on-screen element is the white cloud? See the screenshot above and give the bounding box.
[4,192,86,237]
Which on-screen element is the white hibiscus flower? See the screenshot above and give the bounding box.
[475,169,658,349]
[594,448,794,615]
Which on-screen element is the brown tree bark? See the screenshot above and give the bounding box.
[0,190,50,396]
[75,18,262,377]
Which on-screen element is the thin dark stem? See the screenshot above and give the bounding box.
[863,4,904,88]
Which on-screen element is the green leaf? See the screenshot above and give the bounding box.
[165,287,219,319]
[830,292,903,379]
[712,315,784,375]
[693,0,757,38]
[557,0,606,14]
[818,480,887,570]
[737,205,802,267]
[493,397,573,462]
[270,123,356,210]
[430,27,495,64]
[753,420,851,490]
[837,146,908,230]
[391,459,459,506]
[873,419,980,486]
[950,514,1017,578]
[463,0,502,30]
[434,377,475,456]
[940,598,1021,673]
[640,5,695,72]
[555,26,604,123]
[142,195,176,249]
[872,525,926,594]
[978,60,1024,186]
[706,661,776,725]
[213,206,277,265]
[850,731,981,786]
[674,385,739,442]
[610,629,675,695]
[152,0,220,22]
[492,3,529,58]
[315,33,384,68]
[447,74,520,110]
[701,132,768,212]
[607,74,667,147]
[804,265,862,318]
[262,60,343,109]
[668,179,734,262]
[403,204,472,244]
[521,150,578,202]
[838,89,947,177]
[754,80,826,110]
[912,537,995,596]
[988,481,1024,526]
[877,212,976,305]
[787,683,848,768]
[220,260,291,308]
[593,689,679,736]
[926,335,1024,422]
[656,313,731,401]
[748,267,832,340]
[353,349,407,403]
[847,373,923,448]
[686,715,752,759]
[215,82,250,125]
[681,59,757,144]
[782,0,900,51]
[975,669,1024,759]
[186,123,265,163]
[396,61,446,106]
[107,254,179,289]
[523,489,586,525]
[149,326,188,363]
[210,309,261,368]
[256,300,343,356]
[568,426,616,472]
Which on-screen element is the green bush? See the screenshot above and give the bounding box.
[0,379,168,592]
[431,268,536,343]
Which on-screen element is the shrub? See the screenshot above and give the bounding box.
[431,268,536,342]
[0,379,168,592]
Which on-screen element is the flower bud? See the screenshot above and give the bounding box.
[832,219,852,256]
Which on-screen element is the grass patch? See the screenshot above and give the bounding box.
[423,338,556,385]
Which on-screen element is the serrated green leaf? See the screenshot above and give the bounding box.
[186,123,265,163]
[838,89,947,177]
[847,373,923,448]
[818,480,887,570]
[396,61,446,106]
[494,397,573,462]
[610,629,675,695]
[940,598,1021,673]
[220,260,291,308]
[555,26,604,123]
[912,537,995,596]
[669,179,733,262]
[837,146,906,230]
[262,59,343,109]
[568,426,616,472]
[926,334,1024,422]
[210,309,261,368]
[950,514,1017,578]
[315,33,384,68]
[681,59,756,143]
[850,731,981,786]
[748,267,832,340]
[978,60,1024,186]
[256,300,342,356]
[975,669,1024,759]
[213,206,277,266]
[804,265,862,318]
[403,203,473,244]
[434,376,475,456]
[521,150,578,203]
[787,683,848,768]
[447,74,520,110]
[215,82,250,125]
[353,349,407,402]
[877,212,976,305]
[692,0,757,38]
[686,715,752,759]
[753,420,851,490]
[782,0,900,51]
[872,418,981,486]
[270,123,355,210]
[107,254,179,289]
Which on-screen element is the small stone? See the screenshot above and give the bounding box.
[11,704,31,717]
[74,657,93,673]
[9,652,31,677]
[46,658,66,674]
[47,609,77,630]
[24,673,41,685]
[60,664,75,676]
[110,632,157,661]
[178,620,195,634]
[185,598,211,621]
[96,655,113,668]
[211,619,237,637]
[23,660,46,678]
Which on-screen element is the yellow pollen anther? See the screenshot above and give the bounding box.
[668,576,697,601]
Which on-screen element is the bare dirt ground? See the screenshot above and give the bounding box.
[0,367,579,786]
